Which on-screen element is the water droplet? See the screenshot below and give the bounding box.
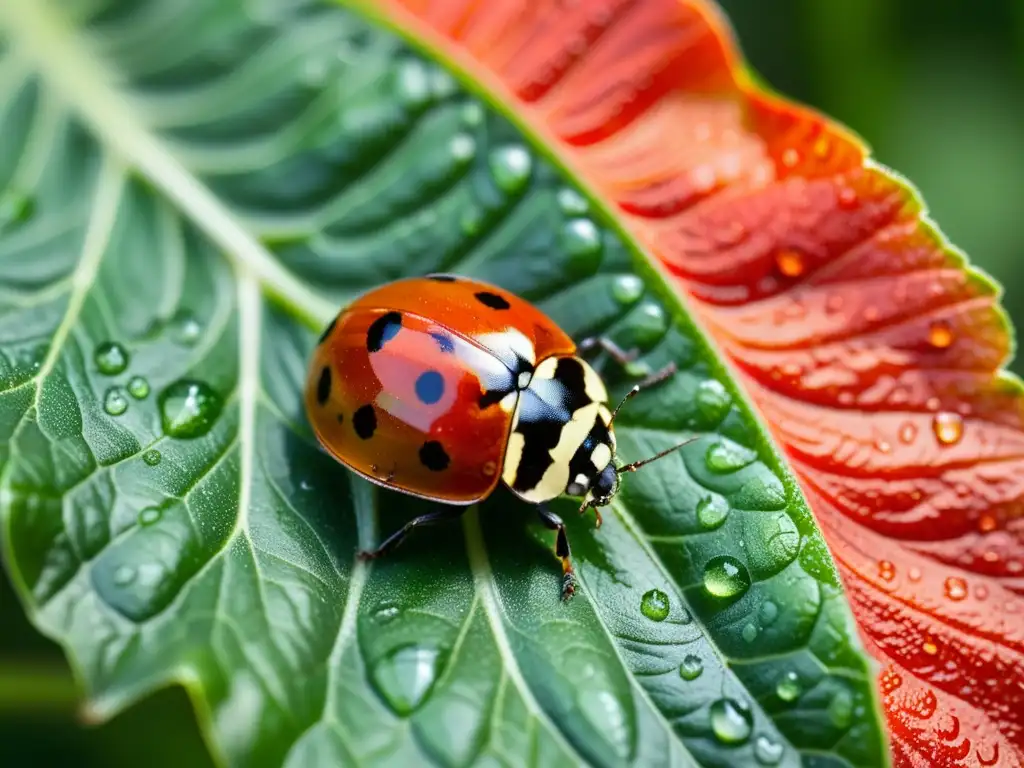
[695,379,731,424]
[932,412,963,445]
[705,441,757,473]
[103,387,128,416]
[449,133,476,162]
[395,59,432,108]
[837,187,858,209]
[138,507,162,526]
[142,449,162,466]
[95,342,129,375]
[878,560,896,581]
[678,654,703,681]
[710,698,753,745]
[488,145,532,193]
[429,67,457,99]
[898,422,917,444]
[742,622,758,642]
[460,101,483,126]
[828,688,854,728]
[775,249,805,277]
[630,302,668,346]
[560,218,602,270]
[922,640,939,656]
[611,275,643,305]
[127,376,150,399]
[158,380,223,439]
[781,148,800,168]
[372,603,400,624]
[0,189,34,229]
[696,496,728,530]
[754,735,784,765]
[979,514,997,533]
[640,589,669,621]
[776,671,801,702]
[557,187,589,216]
[702,556,751,599]
[759,600,779,625]
[908,566,922,582]
[928,320,954,349]
[460,209,484,236]
[113,565,136,586]
[944,576,967,601]
[170,311,202,346]
[371,645,442,715]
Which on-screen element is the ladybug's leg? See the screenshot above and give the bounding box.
[577,336,676,392]
[357,506,466,561]
[536,504,576,601]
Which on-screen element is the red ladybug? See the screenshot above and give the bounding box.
[305,274,690,599]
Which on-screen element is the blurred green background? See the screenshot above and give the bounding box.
[2,0,1021,765]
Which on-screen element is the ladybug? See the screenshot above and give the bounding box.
[305,274,691,599]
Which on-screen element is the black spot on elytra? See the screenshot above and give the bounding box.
[430,331,454,353]
[419,440,450,471]
[353,405,377,439]
[318,315,338,345]
[316,366,331,406]
[553,357,592,413]
[427,273,457,282]
[474,291,510,310]
[415,370,445,405]
[366,312,402,353]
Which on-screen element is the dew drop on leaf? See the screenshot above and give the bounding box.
[610,275,643,306]
[678,654,703,681]
[695,379,731,424]
[932,412,964,445]
[142,449,162,466]
[0,189,34,229]
[103,387,129,416]
[639,588,669,621]
[113,565,136,587]
[759,600,779,625]
[742,622,758,642]
[837,186,858,209]
[158,380,223,439]
[449,133,476,162]
[828,688,854,728]
[370,645,442,716]
[488,145,533,193]
[776,671,801,702]
[754,735,784,765]
[560,219,602,268]
[395,59,431,108]
[460,101,483,126]
[631,301,668,347]
[138,507,162,526]
[774,249,805,278]
[702,555,751,599]
[170,310,202,346]
[705,441,757,474]
[709,698,753,745]
[928,320,954,349]
[944,576,968,601]
[556,187,589,216]
[127,376,150,399]
[696,496,728,530]
[95,341,129,375]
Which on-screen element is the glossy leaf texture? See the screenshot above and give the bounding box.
[0,1,884,767]
[361,0,1024,766]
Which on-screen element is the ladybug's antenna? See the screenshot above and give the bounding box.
[616,436,698,475]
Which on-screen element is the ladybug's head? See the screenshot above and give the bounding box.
[588,463,620,507]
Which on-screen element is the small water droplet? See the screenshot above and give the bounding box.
[702,555,751,599]
[138,507,162,526]
[95,342,129,375]
[742,622,758,642]
[395,59,432,108]
[158,380,223,439]
[932,412,963,446]
[695,379,732,424]
[142,449,162,466]
[631,302,668,347]
[103,387,129,416]
[640,588,670,621]
[429,67,457,99]
[775,249,805,277]
[678,654,703,681]
[488,145,533,193]
[557,187,589,216]
[113,565,136,586]
[898,422,917,444]
[908,566,922,582]
[928,320,954,349]
[0,189,34,229]
[170,311,202,346]
[560,218,602,270]
[776,671,801,702]
[759,600,779,625]
[837,187,858,209]
[979,514,997,533]
[371,645,442,715]
[922,640,939,656]
[696,496,728,530]
[710,698,753,745]
[878,560,896,581]
[449,133,476,162]
[944,576,967,601]
[373,604,400,624]
[754,735,784,765]
[127,376,150,399]
[460,101,483,126]
[705,441,757,473]
[781,148,800,168]
[611,275,643,306]
[828,688,854,728]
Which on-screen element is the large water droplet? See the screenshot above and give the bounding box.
[611,275,643,306]
[159,380,223,439]
[944,576,967,601]
[696,496,728,530]
[371,645,442,715]
[932,412,963,445]
[702,556,751,599]
[678,655,703,681]
[695,379,732,424]
[138,506,162,526]
[754,735,784,765]
[127,376,150,400]
[95,342,129,375]
[776,671,801,702]
[928,320,954,349]
[0,190,34,229]
[103,387,128,416]
[710,698,753,745]
[828,688,854,728]
[557,187,589,216]
[142,449,162,466]
[640,589,669,621]
[775,249,805,278]
[705,441,757,473]
[488,146,533,193]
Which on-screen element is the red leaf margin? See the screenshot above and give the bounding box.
[361,0,1024,765]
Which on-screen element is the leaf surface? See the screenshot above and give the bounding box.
[359,0,1024,766]
[0,1,888,766]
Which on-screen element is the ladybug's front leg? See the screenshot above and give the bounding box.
[577,335,676,392]
[535,504,576,601]
[357,505,466,561]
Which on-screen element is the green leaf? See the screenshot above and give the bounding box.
[0,2,886,766]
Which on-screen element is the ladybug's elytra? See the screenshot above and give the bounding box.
[305,274,691,599]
